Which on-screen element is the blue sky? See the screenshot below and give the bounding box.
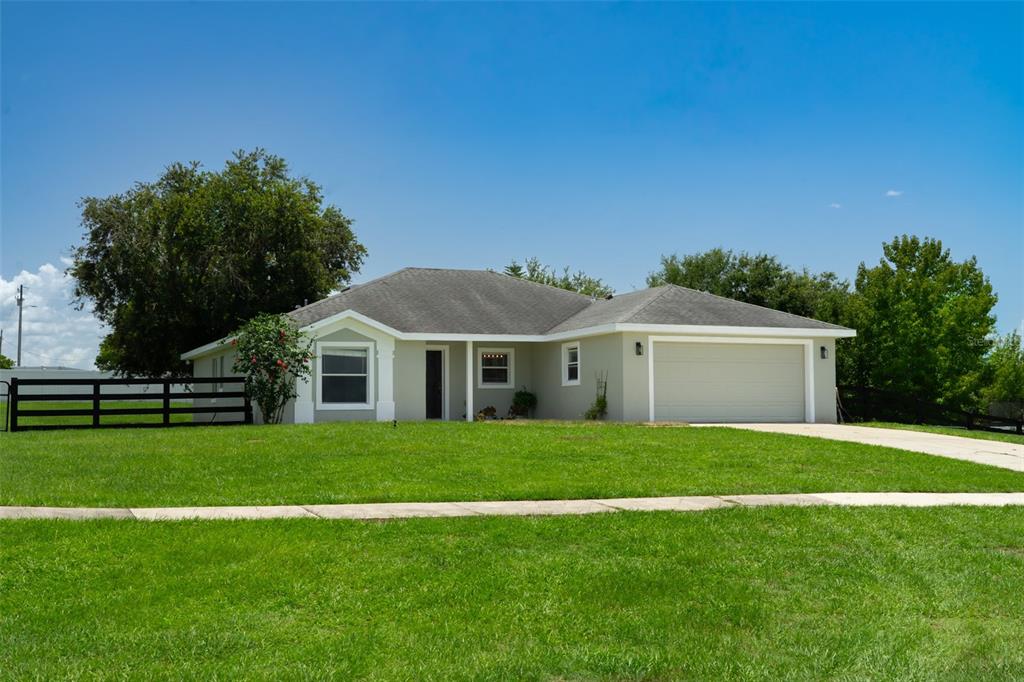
[1,2,1022,366]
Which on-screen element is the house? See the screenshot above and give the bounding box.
[181,267,856,423]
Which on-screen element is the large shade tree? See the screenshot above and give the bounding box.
[71,149,366,376]
[844,235,996,408]
[647,248,850,322]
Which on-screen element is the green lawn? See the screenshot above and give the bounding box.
[862,421,1024,444]
[1,400,193,427]
[2,422,1023,508]
[3,507,1023,680]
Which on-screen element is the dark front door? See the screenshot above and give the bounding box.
[425,349,444,419]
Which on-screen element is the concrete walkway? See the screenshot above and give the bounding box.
[704,423,1024,472]
[2,492,1023,521]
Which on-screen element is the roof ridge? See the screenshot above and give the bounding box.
[664,284,849,329]
[542,286,666,333]
[488,269,595,302]
[622,286,675,322]
[288,267,413,317]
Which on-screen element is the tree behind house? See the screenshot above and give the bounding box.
[71,149,366,376]
[504,257,614,298]
[844,235,996,409]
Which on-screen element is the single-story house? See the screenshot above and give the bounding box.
[181,267,856,424]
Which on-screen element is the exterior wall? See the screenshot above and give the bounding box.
[529,334,624,420]
[813,338,837,423]
[620,333,651,421]
[394,340,427,421]
[0,368,166,398]
[465,342,536,418]
[191,348,248,423]
[187,327,841,425]
[312,327,378,422]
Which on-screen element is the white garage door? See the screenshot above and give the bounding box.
[653,342,805,422]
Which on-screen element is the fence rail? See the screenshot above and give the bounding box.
[6,377,252,432]
[837,385,1023,435]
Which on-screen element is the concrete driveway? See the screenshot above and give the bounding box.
[705,423,1024,472]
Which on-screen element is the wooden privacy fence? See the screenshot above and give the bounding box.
[6,377,252,432]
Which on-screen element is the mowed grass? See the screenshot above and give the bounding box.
[0,400,193,427]
[2,422,1023,508]
[3,507,1024,680]
[862,421,1024,444]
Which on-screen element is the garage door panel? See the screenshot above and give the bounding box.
[653,342,805,422]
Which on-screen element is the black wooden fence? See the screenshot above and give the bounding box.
[837,385,1023,435]
[6,377,252,432]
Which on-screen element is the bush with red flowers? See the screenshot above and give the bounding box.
[230,313,313,424]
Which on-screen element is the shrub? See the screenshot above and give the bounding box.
[510,388,537,417]
[230,313,313,424]
[584,372,608,420]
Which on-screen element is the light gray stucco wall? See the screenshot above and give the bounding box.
[620,333,651,422]
[395,340,426,421]
[311,327,377,422]
[473,342,535,418]
[529,335,623,420]
[814,338,837,423]
[191,348,248,423]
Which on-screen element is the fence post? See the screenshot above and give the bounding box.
[92,382,100,427]
[243,383,253,425]
[163,380,171,426]
[9,377,18,433]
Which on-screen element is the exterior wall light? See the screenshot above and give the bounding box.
[635,342,644,356]
[820,346,829,359]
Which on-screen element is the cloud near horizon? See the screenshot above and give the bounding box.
[885,189,904,197]
[0,261,105,369]
[829,202,842,209]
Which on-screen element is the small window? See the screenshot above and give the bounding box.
[321,347,370,405]
[214,356,225,392]
[562,342,581,386]
[478,348,514,388]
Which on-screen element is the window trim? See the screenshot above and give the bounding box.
[477,347,515,389]
[316,341,375,410]
[561,341,581,387]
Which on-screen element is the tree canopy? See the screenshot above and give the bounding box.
[647,248,849,322]
[647,239,1003,411]
[504,258,614,298]
[843,235,996,408]
[71,149,365,376]
[0,353,13,369]
[979,331,1024,410]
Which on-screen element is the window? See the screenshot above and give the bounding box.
[478,348,514,389]
[562,341,581,386]
[318,342,374,409]
[214,356,225,392]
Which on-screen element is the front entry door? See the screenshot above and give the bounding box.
[425,349,444,419]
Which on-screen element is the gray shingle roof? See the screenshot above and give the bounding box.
[548,284,850,333]
[289,268,593,334]
[287,268,851,335]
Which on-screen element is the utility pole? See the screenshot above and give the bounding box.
[16,285,25,367]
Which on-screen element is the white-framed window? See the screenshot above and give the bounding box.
[316,341,375,410]
[214,355,225,392]
[477,347,514,389]
[561,341,581,386]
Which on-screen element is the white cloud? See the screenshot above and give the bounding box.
[885,189,904,197]
[0,262,105,369]
[829,203,842,209]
